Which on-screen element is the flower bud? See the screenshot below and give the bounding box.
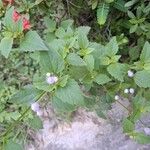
[46,72,51,77]
[115,95,119,100]
[31,102,40,112]
[124,89,129,94]
[129,88,135,94]
[127,70,134,77]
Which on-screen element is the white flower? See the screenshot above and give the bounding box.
[144,128,150,136]
[115,95,119,100]
[124,89,129,94]
[36,110,43,117]
[46,75,58,84]
[46,72,51,77]
[129,88,135,94]
[127,70,134,77]
[31,102,40,112]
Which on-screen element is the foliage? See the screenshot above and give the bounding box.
[0,0,150,148]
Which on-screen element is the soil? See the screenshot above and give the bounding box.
[26,98,150,150]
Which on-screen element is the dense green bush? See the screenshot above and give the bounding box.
[0,0,150,149]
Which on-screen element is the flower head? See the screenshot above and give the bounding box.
[23,17,31,30]
[46,73,58,85]
[46,76,58,85]
[13,10,21,22]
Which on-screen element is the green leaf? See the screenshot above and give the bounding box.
[61,19,74,30]
[29,116,43,130]
[78,31,89,49]
[77,26,91,35]
[122,118,134,133]
[55,79,84,105]
[40,48,64,74]
[0,37,13,58]
[113,0,127,12]
[105,37,118,57]
[3,7,14,30]
[107,63,128,82]
[20,31,48,51]
[130,24,138,33]
[10,86,43,105]
[134,70,150,88]
[127,11,135,19]
[97,2,109,25]
[58,75,69,87]
[125,0,138,7]
[140,42,150,63]
[69,66,89,80]
[67,53,86,66]
[44,17,56,32]
[5,140,23,150]
[94,74,111,85]
[84,54,94,72]
[133,132,150,144]
[52,96,76,112]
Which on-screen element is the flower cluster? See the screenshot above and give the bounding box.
[46,73,58,85]
[13,10,31,31]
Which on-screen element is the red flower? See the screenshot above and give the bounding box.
[13,10,21,22]
[23,18,31,30]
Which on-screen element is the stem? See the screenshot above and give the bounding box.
[0,91,46,140]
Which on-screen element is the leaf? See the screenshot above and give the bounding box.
[40,48,64,74]
[133,132,150,144]
[52,96,76,112]
[94,74,111,85]
[84,54,94,72]
[130,24,138,33]
[125,0,138,7]
[44,17,56,32]
[3,7,14,30]
[113,0,127,12]
[55,79,84,105]
[140,42,150,63]
[92,0,98,9]
[67,53,86,66]
[107,63,128,82]
[0,37,13,58]
[77,26,91,35]
[60,19,74,30]
[20,31,48,51]
[105,37,118,57]
[97,2,109,25]
[122,118,134,133]
[78,30,89,49]
[134,70,150,88]
[5,140,23,150]
[29,116,43,130]
[10,86,43,105]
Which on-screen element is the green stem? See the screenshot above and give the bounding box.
[0,91,46,141]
